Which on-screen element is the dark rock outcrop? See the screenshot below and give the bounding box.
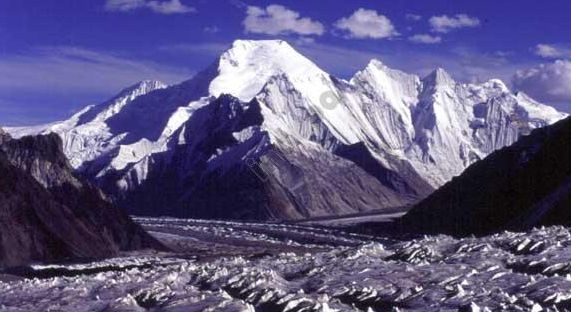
[399,117,571,236]
[0,129,163,267]
[0,127,9,144]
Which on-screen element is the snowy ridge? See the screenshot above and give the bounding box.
[7,39,567,218]
[7,80,168,168]
[400,116,571,236]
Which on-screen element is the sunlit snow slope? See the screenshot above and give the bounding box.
[7,40,567,220]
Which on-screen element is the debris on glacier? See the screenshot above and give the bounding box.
[2,219,571,311]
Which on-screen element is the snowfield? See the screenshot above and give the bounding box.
[2,218,571,311]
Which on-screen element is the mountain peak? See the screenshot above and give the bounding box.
[117,80,167,99]
[366,59,386,69]
[222,39,300,63]
[231,39,290,49]
[220,39,310,66]
[72,80,168,127]
[424,67,455,86]
[514,91,568,124]
[211,39,325,101]
[359,59,419,81]
[483,79,509,92]
[515,91,535,103]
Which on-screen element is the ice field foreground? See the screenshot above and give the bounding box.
[2,218,571,311]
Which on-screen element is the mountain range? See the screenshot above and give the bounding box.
[7,40,567,220]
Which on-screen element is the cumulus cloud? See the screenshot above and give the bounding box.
[105,0,195,14]
[429,14,480,33]
[105,0,145,11]
[513,60,571,103]
[243,4,324,36]
[534,44,571,59]
[334,8,398,39]
[409,34,442,44]
[406,14,422,21]
[204,26,220,34]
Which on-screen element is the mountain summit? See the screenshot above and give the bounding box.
[210,40,327,101]
[8,39,567,220]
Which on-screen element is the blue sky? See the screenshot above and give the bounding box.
[1,0,570,125]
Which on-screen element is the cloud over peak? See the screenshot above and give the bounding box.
[513,60,571,103]
[334,8,398,39]
[243,4,324,36]
[429,14,480,33]
[105,0,195,14]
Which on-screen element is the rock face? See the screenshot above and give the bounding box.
[0,127,9,144]
[399,117,571,236]
[0,129,163,267]
[111,95,411,219]
[7,40,567,220]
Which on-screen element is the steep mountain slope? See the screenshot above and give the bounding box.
[399,117,571,236]
[8,40,567,220]
[0,129,163,267]
[110,95,411,219]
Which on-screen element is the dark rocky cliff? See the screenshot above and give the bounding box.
[0,130,163,267]
[399,117,571,236]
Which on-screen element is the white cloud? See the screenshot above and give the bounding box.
[334,8,398,39]
[204,26,220,34]
[105,0,145,11]
[147,0,194,14]
[0,47,190,94]
[409,34,442,44]
[295,37,316,45]
[534,44,571,59]
[105,0,195,14]
[513,60,571,103]
[429,14,480,33]
[406,14,422,21]
[243,4,324,36]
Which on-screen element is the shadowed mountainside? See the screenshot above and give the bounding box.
[0,129,164,267]
[399,117,571,236]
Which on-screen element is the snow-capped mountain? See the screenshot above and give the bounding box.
[400,116,571,236]
[8,40,567,220]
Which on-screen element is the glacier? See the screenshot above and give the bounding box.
[3,217,571,311]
